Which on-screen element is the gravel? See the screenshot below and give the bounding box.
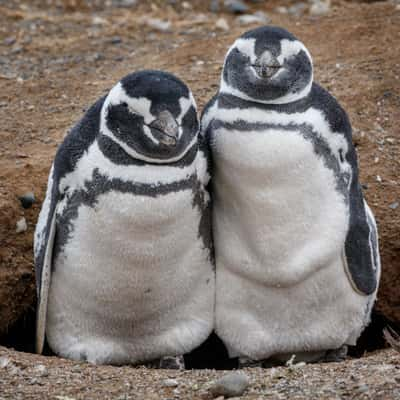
[18,192,35,209]
[210,372,250,397]
[0,347,399,399]
[224,0,248,14]
[15,217,27,233]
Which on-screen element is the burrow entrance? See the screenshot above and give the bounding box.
[0,308,395,370]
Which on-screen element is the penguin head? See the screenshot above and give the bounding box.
[101,70,199,163]
[221,26,313,104]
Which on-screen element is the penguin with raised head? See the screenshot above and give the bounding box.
[34,70,214,366]
[202,26,380,364]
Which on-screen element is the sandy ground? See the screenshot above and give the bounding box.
[0,0,400,397]
[1,346,400,399]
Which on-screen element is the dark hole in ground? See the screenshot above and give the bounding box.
[0,307,395,369]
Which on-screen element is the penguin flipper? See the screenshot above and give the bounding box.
[35,207,57,354]
[343,195,380,296]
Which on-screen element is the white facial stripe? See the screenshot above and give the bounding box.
[221,38,314,105]
[200,100,219,137]
[102,121,198,164]
[233,38,257,63]
[103,82,155,124]
[58,140,200,193]
[100,81,198,163]
[143,125,159,145]
[178,93,197,121]
[211,105,351,174]
[277,39,313,65]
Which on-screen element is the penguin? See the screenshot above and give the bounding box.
[201,26,380,364]
[34,70,214,366]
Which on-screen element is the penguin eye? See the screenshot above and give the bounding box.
[121,102,129,108]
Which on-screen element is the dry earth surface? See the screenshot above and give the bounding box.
[0,0,400,398]
[1,346,400,399]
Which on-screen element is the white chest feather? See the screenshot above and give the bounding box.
[47,187,214,364]
[212,127,348,286]
[211,126,369,359]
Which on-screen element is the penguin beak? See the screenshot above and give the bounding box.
[252,54,282,79]
[149,110,179,146]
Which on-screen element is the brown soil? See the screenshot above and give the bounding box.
[0,0,400,396]
[0,346,399,399]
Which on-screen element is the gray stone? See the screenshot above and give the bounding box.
[236,11,270,25]
[288,2,307,16]
[144,18,171,32]
[34,364,49,377]
[224,0,248,14]
[16,217,27,233]
[210,372,250,398]
[18,192,35,209]
[4,37,16,46]
[210,0,220,12]
[113,0,137,7]
[309,0,331,16]
[389,202,399,210]
[163,379,179,387]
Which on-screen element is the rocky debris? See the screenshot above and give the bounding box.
[163,378,179,387]
[215,18,230,31]
[15,217,27,233]
[18,192,35,209]
[210,0,220,12]
[143,18,171,32]
[275,3,307,16]
[309,0,331,16]
[1,347,400,398]
[113,0,137,7]
[210,372,250,398]
[3,37,16,46]
[0,356,11,368]
[34,364,49,377]
[236,11,270,25]
[224,0,248,14]
[389,202,399,210]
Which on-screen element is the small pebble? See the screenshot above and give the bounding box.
[0,356,11,368]
[236,11,270,25]
[389,202,399,210]
[309,0,331,16]
[18,192,35,209]
[210,0,220,12]
[110,36,122,44]
[4,36,16,46]
[113,0,137,7]
[275,6,288,14]
[288,2,307,16]
[210,372,250,398]
[16,217,27,233]
[224,0,248,14]
[355,383,369,393]
[215,18,230,31]
[34,364,49,377]
[163,378,179,387]
[144,18,171,32]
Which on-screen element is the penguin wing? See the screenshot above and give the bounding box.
[34,96,106,354]
[34,189,58,354]
[344,191,380,296]
[312,84,379,295]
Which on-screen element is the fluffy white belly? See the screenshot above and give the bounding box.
[212,127,368,358]
[47,189,214,364]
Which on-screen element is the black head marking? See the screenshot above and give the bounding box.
[103,70,199,163]
[222,26,313,104]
